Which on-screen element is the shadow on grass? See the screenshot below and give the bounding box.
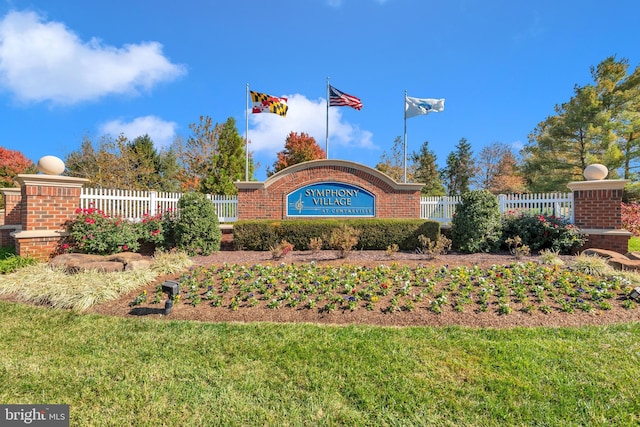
[129,307,166,316]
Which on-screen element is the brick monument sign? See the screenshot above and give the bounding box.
[235,159,424,220]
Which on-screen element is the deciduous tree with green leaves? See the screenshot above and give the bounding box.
[65,134,181,191]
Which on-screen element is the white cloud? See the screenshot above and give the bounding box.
[0,10,186,105]
[100,116,177,150]
[247,93,375,155]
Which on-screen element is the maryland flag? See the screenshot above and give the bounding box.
[250,90,288,117]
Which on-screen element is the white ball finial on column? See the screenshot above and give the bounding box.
[37,156,66,175]
[583,164,608,181]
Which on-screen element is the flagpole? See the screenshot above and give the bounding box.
[245,83,249,181]
[403,90,407,183]
[325,77,330,159]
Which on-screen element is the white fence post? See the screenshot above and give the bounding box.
[149,191,157,217]
[498,194,506,214]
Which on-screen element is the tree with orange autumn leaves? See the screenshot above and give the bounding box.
[267,132,325,176]
[0,147,36,188]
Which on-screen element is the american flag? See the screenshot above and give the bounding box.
[329,85,362,110]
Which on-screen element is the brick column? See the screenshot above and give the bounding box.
[0,187,22,248]
[12,174,88,260]
[567,179,631,254]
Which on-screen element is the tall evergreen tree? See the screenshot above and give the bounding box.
[440,138,475,196]
[523,56,639,190]
[592,56,640,179]
[410,140,445,196]
[128,135,160,189]
[200,117,250,195]
[523,84,609,191]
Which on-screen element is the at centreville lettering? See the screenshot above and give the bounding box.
[321,208,373,214]
[305,188,358,206]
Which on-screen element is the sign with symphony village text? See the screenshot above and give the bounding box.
[286,182,375,217]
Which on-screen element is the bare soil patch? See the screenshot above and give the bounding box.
[87,250,640,328]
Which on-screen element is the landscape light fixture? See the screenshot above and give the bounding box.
[629,287,640,302]
[162,280,180,315]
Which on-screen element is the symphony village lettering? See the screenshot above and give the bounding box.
[304,188,359,206]
[287,183,375,217]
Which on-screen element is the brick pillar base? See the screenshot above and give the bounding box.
[567,179,631,254]
[577,230,631,254]
[13,174,88,261]
[0,188,23,249]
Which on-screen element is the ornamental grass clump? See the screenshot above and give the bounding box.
[572,253,614,276]
[327,224,360,259]
[0,250,191,311]
[270,240,294,260]
[416,234,452,259]
[505,235,531,259]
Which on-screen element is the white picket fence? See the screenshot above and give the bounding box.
[420,193,574,224]
[79,188,238,223]
[80,188,573,225]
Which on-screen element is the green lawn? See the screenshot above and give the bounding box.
[629,236,640,252]
[1,300,639,426]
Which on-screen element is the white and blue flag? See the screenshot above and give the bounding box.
[405,96,445,118]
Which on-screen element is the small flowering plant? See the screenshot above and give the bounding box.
[126,257,636,319]
[139,209,173,247]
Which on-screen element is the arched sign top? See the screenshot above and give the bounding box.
[235,159,423,192]
[287,182,375,217]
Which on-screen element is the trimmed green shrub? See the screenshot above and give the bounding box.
[174,192,221,255]
[278,219,335,249]
[451,190,502,253]
[232,219,439,251]
[232,220,279,250]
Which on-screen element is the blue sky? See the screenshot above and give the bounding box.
[1,0,638,182]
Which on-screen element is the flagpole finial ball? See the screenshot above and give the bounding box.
[37,156,66,175]
[583,164,608,181]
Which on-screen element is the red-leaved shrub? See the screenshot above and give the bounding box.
[621,202,640,236]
